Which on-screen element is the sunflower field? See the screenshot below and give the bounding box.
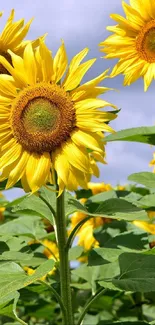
[1,1,155,325]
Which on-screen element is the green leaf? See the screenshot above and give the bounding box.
[65,197,87,217]
[128,172,155,189]
[0,259,55,300]
[104,125,155,145]
[113,253,155,292]
[94,198,148,221]
[137,193,155,208]
[0,251,33,262]
[39,185,56,213]
[94,229,148,250]
[67,197,148,221]
[88,190,117,203]
[72,262,120,293]
[0,216,46,239]
[69,246,83,261]
[11,194,54,224]
[97,321,150,325]
[0,291,19,319]
[88,247,123,266]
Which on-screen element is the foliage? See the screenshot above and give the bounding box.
[1,179,155,324]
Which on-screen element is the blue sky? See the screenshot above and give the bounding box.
[1,0,155,199]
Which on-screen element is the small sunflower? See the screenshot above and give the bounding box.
[99,0,155,91]
[133,211,155,234]
[149,152,155,172]
[88,182,112,195]
[0,9,43,75]
[0,40,116,194]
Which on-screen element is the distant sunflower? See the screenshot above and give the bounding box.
[99,0,155,91]
[0,9,42,74]
[0,40,116,194]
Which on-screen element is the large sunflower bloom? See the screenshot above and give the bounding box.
[99,0,155,91]
[0,40,116,194]
[0,9,42,74]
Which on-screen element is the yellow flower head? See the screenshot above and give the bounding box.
[25,239,59,279]
[42,239,59,261]
[70,208,104,251]
[133,220,155,234]
[88,182,112,195]
[77,217,103,251]
[99,0,155,91]
[0,10,42,74]
[149,152,155,172]
[0,40,116,194]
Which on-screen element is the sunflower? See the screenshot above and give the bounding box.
[149,152,155,172]
[99,0,155,91]
[0,40,116,194]
[25,239,59,279]
[88,181,112,195]
[0,9,43,75]
[133,211,155,234]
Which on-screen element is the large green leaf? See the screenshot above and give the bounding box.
[128,172,155,189]
[0,292,19,319]
[88,190,117,203]
[93,198,148,221]
[88,247,123,266]
[113,253,155,292]
[104,125,155,145]
[97,321,150,325]
[11,194,54,224]
[94,229,148,250]
[68,197,148,221]
[69,246,83,261]
[137,193,155,209]
[0,259,54,299]
[0,216,46,239]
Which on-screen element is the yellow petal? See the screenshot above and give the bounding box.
[63,47,89,85]
[133,221,155,234]
[8,50,26,81]
[2,20,25,48]
[21,173,30,192]
[65,166,88,191]
[144,65,154,92]
[39,40,53,82]
[0,55,27,88]
[26,152,51,192]
[63,58,96,91]
[63,141,90,172]
[23,43,37,85]
[6,150,30,189]
[75,98,116,111]
[53,40,68,83]
[0,74,17,97]
[8,19,33,49]
[71,130,103,153]
[53,147,69,185]
[0,142,22,169]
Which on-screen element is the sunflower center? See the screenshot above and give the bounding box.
[136,20,155,63]
[23,98,60,133]
[11,83,76,153]
[0,51,12,74]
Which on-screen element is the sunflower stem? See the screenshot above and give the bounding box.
[77,288,107,325]
[55,184,74,325]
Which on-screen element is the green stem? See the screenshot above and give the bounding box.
[77,288,107,325]
[15,315,28,325]
[66,215,94,251]
[39,280,66,317]
[55,184,74,325]
[39,193,56,218]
